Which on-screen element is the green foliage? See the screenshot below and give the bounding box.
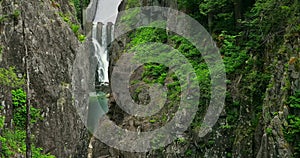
[0,14,9,23]
[266,127,272,136]
[0,9,21,23]
[71,24,86,42]
[168,35,211,130]
[226,152,232,158]
[249,0,295,36]
[0,115,4,129]
[169,35,210,89]
[128,30,211,130]
[128,26,169,87]
[0,45,2,62]
[0,130,55,158]
[0,68,47,156]
[58,12,86,42]
[13,105,41,129]
[71,0,90,23]
[11,88,41,128]
[71,24,80,34]
[62,15,70,23]
[178,0,204,21]
[126,0,140,8]
[123,1,299,156]
[185,149,193,157]
[199,0,229,16]
[149,119,156,123]
[219,31,248,74]
[78,34,86,42]
[12,10,21,19]
[220,124,232,129]
[198,0,236,33]
[128,27,167,49]
[170,35,203,64]
[143,63,168,84]
[284,90,300,157]
[0,67,25,88]
[11,88,26,107]
[120,8,140,28]
[289,92,300,108]
[58,12,71,23]
[241,0,299,54]
[176,137,186,144]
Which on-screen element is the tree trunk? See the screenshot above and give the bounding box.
[233,0,242,28]
[208,12,213,33]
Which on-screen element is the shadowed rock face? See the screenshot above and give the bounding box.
[0,0,88,157]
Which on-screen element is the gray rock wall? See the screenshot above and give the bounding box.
[0,0,89,157]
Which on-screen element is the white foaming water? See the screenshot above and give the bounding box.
[91,23,112,84]
[91,0,122,84]
[111,25,115,43]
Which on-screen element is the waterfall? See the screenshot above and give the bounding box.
[86,1,122,156]
[92,22,110,85]
[111,24,115,43]
[87,21,112,134]
[90,0,121,86]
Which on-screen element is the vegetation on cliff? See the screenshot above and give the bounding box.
[123,0,299,157]
[0,68,54,157]
[0,0,299,157]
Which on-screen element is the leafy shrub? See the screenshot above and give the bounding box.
[127,27,212,130]
[218,31,248,74]
[78,34,86,42]
[128,26,167,49]
[284,90,300,157]
[71,24,80,34]
[12,88,26,107]
[0,115,4,129]
[58,12,85,42]
[143,63,168,84]
[266,127,273,136]
[11,88,41,128]
[126,0,140,9]
[0,129,55,157]
[0,67,25,88]
[0,66,48,157]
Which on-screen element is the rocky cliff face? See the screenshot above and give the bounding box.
[0,0,298,157]
[91,0,300,158]
[0,0,88,157]
[255,23,299,158]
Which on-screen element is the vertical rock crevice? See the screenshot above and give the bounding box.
[0,0,89,157]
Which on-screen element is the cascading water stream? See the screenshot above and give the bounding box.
[87,0,121,131]
[111,25,115,43]
[90,0,121,85]
[92,23,110,85]
[86,1,122,157]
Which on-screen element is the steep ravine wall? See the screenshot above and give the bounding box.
[0,0,89,157]
[92,0,299,158]
[0,0,298,157]
[256,24,300,158]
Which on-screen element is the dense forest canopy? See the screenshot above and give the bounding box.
[119,0,300,157]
